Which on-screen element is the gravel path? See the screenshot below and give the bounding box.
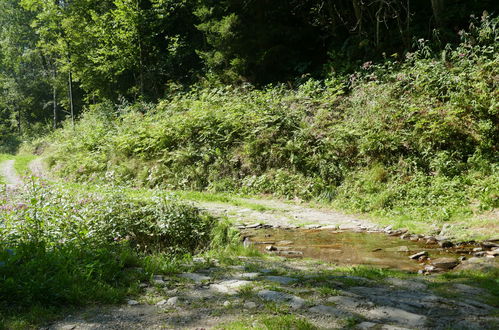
[0,159,21,187]
[197,199,380,231]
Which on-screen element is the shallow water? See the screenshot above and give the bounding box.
[242,228,463,272]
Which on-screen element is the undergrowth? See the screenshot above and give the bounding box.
[25,17,499,238]
[0,179,238,328]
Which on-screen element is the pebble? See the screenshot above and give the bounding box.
[431,257,459,270]
[244,301,257,309]
[167,296,179,306]
[127,300,139,306]
[223,300,231,307]
[409,251,427,260]
[426,237,438,244]
[438,241,454,248]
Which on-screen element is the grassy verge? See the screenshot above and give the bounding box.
[13,154,37,177]
[0,179,240,329]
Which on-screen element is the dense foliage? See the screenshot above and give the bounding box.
[0,180,218,313]
[1,1,498,140]
[33,20,498,230]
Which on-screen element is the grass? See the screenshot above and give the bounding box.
[13,154,37,177]
[218,315,317,330]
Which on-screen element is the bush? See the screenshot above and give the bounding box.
[0,180,216,310]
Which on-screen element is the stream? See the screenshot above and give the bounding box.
[241,228,471,272]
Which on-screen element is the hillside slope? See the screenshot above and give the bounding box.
[31,27,498,239]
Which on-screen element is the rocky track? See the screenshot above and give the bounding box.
[47,257,498,329]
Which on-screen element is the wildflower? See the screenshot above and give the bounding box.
[362,61,373,70]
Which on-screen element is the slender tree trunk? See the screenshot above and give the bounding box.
[17,106,21,134]
[431,0,446,27]
[352,0,363,32]
[68,70,74,129]
[53,69,57,129]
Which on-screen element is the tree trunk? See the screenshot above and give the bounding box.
[53,69,57,129]
[431,0,446,27]
[352,0,363,32]
[68,70,74,129]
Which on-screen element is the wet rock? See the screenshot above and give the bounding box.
[265,245,277,251]
[127,300,139,306]
[263,276,298,285]
[426,237,438,244]
[257,290,305,309]
[277,240,293,245]
[179,273,210,283]
[400,233,410,239]
[409,235,420,241]
[156,299,167,306]
[223,300,231,307]
[472,247,483,252]
[246,223,262,229]
[431,257,459,270]
[454,257,498,272]
[424,265,437,273]
[304,224,322,229]
[486,250,499,257]
[277,250,303,256]
[409,251,427,260]
[481,241,499,249]
[438,240,454,248]
[339,223,359,230]
[474,251,486,257]
[320,225,339,230]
